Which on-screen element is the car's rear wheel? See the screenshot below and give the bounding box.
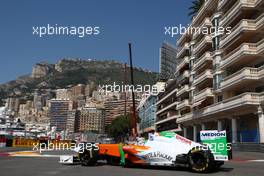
[188,148,214,173]
[79,148,99,166]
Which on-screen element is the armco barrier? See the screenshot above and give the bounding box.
[12,139,39,147]
[12,139,73,148]
[0,137,6,147]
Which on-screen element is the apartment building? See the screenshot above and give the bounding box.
[49,99,73,131]
[78,107,105,134]
[160,0,264,145]
[104,98,139,127]
[156,79,181,133]
[138,82,165,135]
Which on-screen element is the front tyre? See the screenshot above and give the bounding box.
[188,148,214,173]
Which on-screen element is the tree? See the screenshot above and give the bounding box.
[188,0,205,18]
[107,115,130,142]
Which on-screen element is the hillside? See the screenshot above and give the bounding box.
[0,59,158,105]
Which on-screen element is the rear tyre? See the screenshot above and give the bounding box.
[188,148,214,173]
[79,148,99,166]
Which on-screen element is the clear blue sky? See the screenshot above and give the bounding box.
[0,0,192,83]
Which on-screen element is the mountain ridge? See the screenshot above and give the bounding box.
[0,58,158,105]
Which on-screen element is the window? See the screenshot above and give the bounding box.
[217,96,223,102]
[213,74,223,90]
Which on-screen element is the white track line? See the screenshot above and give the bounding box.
[247,160,264,162]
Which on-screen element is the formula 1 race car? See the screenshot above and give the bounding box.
[61,131,226,173]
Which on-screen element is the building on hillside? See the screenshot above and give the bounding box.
[49,99,73,132]
[78,107,105,134]
[103,98,139,128]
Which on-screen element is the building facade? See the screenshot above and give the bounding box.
[159,42,178,80]
[104,98,139,127]
[49,99,72,132]
[78,107,105,134]
[156,79,181,133]
[158,0,264,144]
[138,95,157,135]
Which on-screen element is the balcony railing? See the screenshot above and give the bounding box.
[193,35,212,55]
[218,0,231,10]
[177,42,189,58]
[193,69,213,86]
[220,65,264,90]
[176,99,190,110]
[193,88,214,103]
[221,14,264,48]
[198,92,261,117]
[177,85,190,97]
[220,0,255,27]
[192,0,218,27]
[177,70,190,83]
[177,92,262,123]
[193,17,212,39]
[156,88,177,106]
[193,52,212,71]
[176,112,193,123]
[176,56,189,73]
[155,113,180,125]
[156,101,178,115]
[220,42,257,69]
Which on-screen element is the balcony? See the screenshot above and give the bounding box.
[221,39,264,69]
[164,124,182,132]
[176,56,189,73]
[177,70,190,84]
[177,43,189,58]
[176,92,263,123]
[220,0,256,27]
[193,88,214,103]
[193,35,212,55]
[177,85,190,97]
[193,52,213,71]
[156,101,178,115]
[196,92,262,118]
[193,69,213,86]
[220,14,264,48]
[220,66,264,91]
[177,29,192,47]
[176,112,193,123]
[156,88,177,106]
[193,17,212,39]
[176,99,190,110]
[218,0,234,10]
[192,0,218,27]
[155,113,180,125]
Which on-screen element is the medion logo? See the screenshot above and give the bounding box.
[201,132,226,137]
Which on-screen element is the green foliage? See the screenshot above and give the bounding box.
[188,0,205,18]
[107,115,130,142]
